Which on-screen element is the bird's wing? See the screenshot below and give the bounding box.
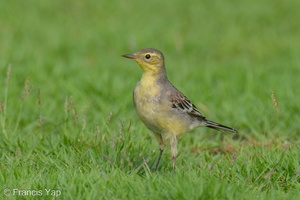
[169,91,204,118]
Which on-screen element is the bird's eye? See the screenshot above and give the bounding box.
[145,54,151,59]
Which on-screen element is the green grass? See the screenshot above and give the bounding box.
[1,0,300,199]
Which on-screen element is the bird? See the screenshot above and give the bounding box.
[122,48,237,173]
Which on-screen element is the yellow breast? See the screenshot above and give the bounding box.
[133,75,162,131]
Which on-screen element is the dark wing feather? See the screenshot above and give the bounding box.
[168,90,237,133]
[170,91,204,118]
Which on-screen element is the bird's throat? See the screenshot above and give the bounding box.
[140,71,167,89]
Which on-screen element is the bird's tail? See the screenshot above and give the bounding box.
[206,120,238,133]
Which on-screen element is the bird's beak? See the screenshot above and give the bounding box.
[122,53,137,59]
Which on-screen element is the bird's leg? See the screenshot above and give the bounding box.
[153,133,164,172]
[170,135,178,176]
[154,148,164,172]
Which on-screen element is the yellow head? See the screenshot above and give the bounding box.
[122,48,166,75]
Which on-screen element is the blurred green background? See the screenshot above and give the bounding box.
[1,0,300,199]
[1,0,300,137]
